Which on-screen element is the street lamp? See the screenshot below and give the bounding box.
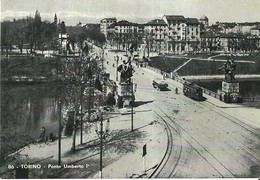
[58,100,62,165]
[95,108,110,179]
[114,53,119,81]
[101,48,105,72]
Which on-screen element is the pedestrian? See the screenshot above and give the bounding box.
[112,63,115,67]
[175,87,178,94]
[37,127,47,142]
[49,132,55,142]
[163,73,166,80]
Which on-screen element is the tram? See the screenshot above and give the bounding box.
[183,82,205,101]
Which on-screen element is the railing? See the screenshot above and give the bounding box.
[242,97,260,102]
[181,74,260,81]
[202,88,220,99]
[145,65,260,102]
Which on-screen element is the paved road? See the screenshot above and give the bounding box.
[102,49,260,178]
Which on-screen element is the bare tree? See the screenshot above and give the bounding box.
[56,51,102,151]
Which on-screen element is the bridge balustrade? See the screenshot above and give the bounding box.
[145,65,259,102]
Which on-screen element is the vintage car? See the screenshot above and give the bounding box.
[152,79,168,91]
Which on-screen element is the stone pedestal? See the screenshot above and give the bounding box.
[222,81,239,94]
[220,81,242,103]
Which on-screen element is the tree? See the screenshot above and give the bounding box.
[56,52,102,151]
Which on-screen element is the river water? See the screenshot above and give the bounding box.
[1,84,61,139]
[1,80,259,149]
[195,80,260,97]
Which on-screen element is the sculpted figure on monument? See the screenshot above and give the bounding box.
[218,59,236,82]
[117,57,135,83]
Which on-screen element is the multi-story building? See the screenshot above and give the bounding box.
[101,15,260,54]
[235,22,260,34]
[199,15,209,28]
[144,19,168,53]
[251,26,260,37]
[100,17,117,38]
[185,18,201,51]
[218,22,237,34]
[216,22,260,35]
[162,15,200,53]
[108,20,140,50]
[114,20,137,34]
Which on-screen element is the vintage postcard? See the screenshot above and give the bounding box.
[1,0,260,179]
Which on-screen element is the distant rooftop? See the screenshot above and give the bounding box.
[186,18,200,25]
[200,15,208,20]
[146,19,167,26]
[164,15,186,21]
[100,17,117,22]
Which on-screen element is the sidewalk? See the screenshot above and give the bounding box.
[1,48,169,179]
[2,106,167,178]
[90,48,169,178]
[91,106,167,178]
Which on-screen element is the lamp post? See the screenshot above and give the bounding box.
[95,108,110,179]
[101,48,105,72]
[131,77,134,132]
[58,100,62,165]
[80,83,84,144]
[115,54,119,81]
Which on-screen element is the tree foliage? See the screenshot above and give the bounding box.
[1,17,58,52]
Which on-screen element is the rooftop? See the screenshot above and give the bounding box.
[186,18,200,25]
[146,19,167,26]
[164,15,186,21]
[101,17,117,22]
[200,15,209,20]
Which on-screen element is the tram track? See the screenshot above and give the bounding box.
[180,102,260,173]
[162,74,260,161]
[153,102,236,177]
[133,66,259,177]
[133,69,233,177]
[165,80,260,169]
[148,110,179,178]
[202,100,260,136]
[197,101,260,158]
[153,87,260,177]
[138,92,235,177]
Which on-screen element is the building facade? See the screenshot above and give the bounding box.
[100,18,117,38]
[162,15,200,53]
[101,15,260,54]
[144,19,168,53]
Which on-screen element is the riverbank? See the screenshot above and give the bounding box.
[149,54,260,76]
[0,104,168,178]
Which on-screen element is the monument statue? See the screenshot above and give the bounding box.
[218,59,236,82]
[60,21,66,33]
[82,42,89,56]
[117,57,135,83]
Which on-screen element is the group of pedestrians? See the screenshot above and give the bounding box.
[37,127,55,143]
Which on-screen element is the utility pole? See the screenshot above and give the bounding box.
[99,112,103,179]
[80,85,83,144]
[58,99,61,165]
[131,77,134,132]
[115,54,119,81]
[95,110,110,179]
[58,26,62,165]
[129,58,134,132]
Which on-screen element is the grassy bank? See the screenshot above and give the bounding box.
[148,54,260,76]
[1,56,55,78]
[149,56,188,73]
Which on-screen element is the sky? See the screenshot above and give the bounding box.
[1,0,260,25]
